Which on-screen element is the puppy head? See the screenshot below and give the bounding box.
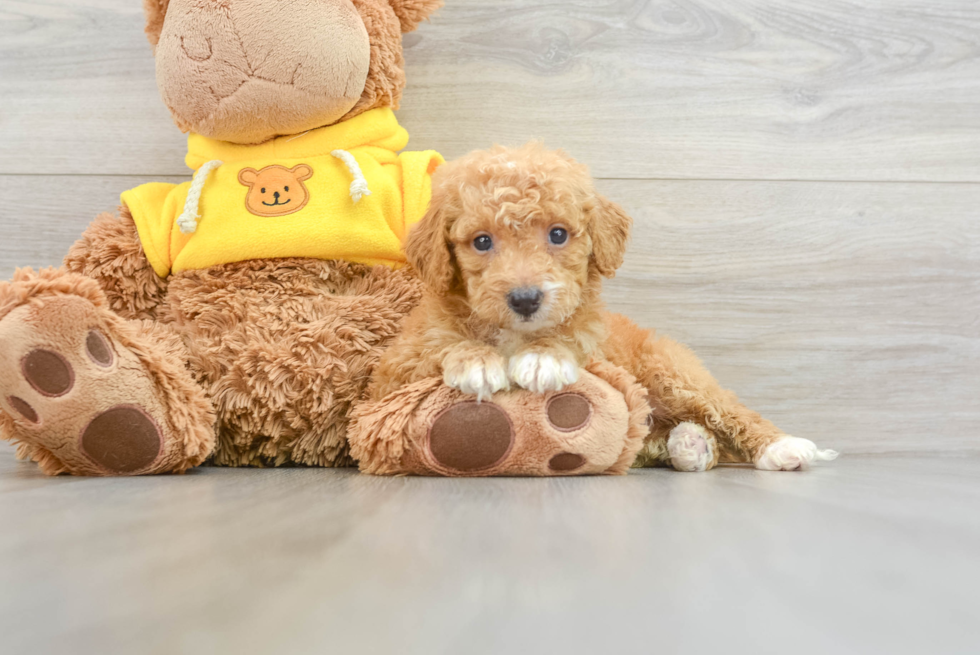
[406,142,632,332]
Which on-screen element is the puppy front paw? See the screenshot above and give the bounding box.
[508,351,579,393]
[443,350,510,402]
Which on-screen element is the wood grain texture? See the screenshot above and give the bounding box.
[2,175,977,454]
[2,0,980,179]
[1,451,978,654]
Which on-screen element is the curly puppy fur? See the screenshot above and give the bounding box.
[371,143,631,402]
[373,143,792,466]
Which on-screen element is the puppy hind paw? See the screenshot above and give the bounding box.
[667,422,716,472]
[755,436,839,471]
[509,352,579,393]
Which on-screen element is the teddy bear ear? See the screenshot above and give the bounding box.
[238,168,259,186]
[291,165,314,182]
[386,0,444,33]
[142,0,170,47]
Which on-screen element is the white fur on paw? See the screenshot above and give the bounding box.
[668,422,714,472]
[755,436,839,471]
[508,352,579,393]
[444,357,509,402]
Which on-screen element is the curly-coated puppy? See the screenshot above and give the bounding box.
[371,142,629,401]
[371,142,839,472]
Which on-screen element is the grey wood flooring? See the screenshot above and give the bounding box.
[1,1,979,652]
[1,450,978,655]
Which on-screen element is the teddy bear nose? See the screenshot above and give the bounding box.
[273,191,281,199]
[507,287,544,318]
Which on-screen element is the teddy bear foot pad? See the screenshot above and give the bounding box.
[0,281,210,476]
[427,394,597,475]
[351,367,650,477]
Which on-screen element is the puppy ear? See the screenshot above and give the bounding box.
[405,193,455,293]
[142,0,170,48]
[587,194,633,278]
[387,0,443,33]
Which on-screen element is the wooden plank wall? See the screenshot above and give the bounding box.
[1,0,978,454]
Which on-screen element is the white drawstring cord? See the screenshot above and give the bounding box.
[177,150,367,234]
[177,159,223,234]
[331,149,371,203]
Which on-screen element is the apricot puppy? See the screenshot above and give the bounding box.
[372,142,629,401]
[372,143,839,472]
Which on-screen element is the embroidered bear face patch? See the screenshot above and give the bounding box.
[238,164,313,217]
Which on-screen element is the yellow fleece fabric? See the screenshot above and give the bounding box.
[122,108,443,277]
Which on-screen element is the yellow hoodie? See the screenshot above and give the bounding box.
[122,108,444,278]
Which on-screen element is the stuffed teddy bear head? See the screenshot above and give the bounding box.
[142,0,442,144]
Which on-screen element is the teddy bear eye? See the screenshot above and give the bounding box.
[284,186,290,192]
[261,188,266,194]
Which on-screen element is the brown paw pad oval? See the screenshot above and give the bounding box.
[80,406,163,473]
[549,452,586,472]
[8,396,39,424]
[22,350,74,397]
[86,330,114,367]
[546,393,592,431]
[428,402,514,473]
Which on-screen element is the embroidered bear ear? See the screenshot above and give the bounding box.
[143,0,170,48]
[291,165,314,182]
[238,168,260,186]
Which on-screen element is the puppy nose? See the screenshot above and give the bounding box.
[507,287,544,318]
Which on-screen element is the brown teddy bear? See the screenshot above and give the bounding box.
[0,0,449,475]
[0,0,653,476]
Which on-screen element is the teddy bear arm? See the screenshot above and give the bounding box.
[64,205,169,322]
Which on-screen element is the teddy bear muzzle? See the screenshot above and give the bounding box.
[154,0,372,144]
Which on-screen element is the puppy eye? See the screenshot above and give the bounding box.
[284,186,290,192]
[548,227,569,246]
[473,235,494,252]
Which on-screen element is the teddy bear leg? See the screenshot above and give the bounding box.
[603,313,838,471]
[349,360,650,477]
[0,269,215,475]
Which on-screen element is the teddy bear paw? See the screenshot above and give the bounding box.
[352,369,647,477]
[425,389,616,475]
[0,292,207,475]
